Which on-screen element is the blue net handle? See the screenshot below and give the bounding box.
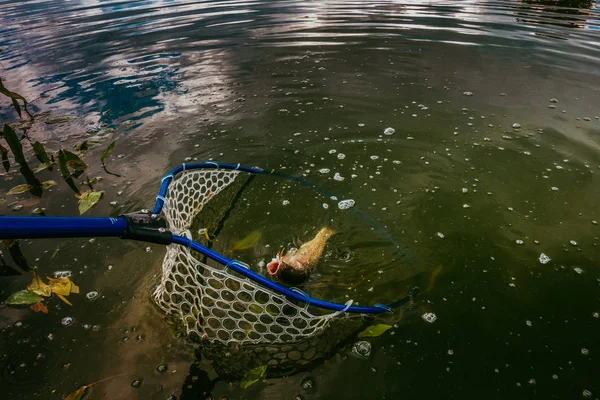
[153,162,392,315]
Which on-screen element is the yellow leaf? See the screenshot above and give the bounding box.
[56,293,73,306]
[233,231,262,251]
[27,268,51,297]
[7,184,33,195]
[78,190,104,215]
[63,386,87,400]
[70,282,80,294]
[46,276,72,296]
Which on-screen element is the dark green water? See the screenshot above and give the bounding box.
[1,0,600,399]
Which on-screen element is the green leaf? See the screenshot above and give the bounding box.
[45,116,74,125]
[357,324,393,338]
[33,161,53,173]
[0,143,9,172]
[6,290,44,305]
[101,141,115,165]
[7,184,33,195]
[11,98,21,118]
[33,142,51,164]
[240,365,267,389]
[42,180,57,189]
[0,78,28,119]
[78,190,103,215]
[233,231,262,251]
[58,149,87,179]
[3,124,25,164]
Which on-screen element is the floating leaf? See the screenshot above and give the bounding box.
[98,128,114,136]
[240,365,267,389]
[101,141,115,165]
[0,143,9,172]
[56,293,72,306]
[77,190,103,215]
[33,161,53,173]
[75,139,102,152]
[233,231,262,251]
[357,324,393,338]
[3,124,25,163]
[63,374,126,400]
[58,149,87,179]
[30,302,48,314]
[47,276,74,296]
[7,184,33,195]
[6,290,44,305]
[42,180,57,189]
[20,198,40,207]
[45,116,74,125]
[32,207,46,215]
[27,268,52,297]
[63,386,87,400]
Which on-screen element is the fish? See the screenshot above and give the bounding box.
[266,227,335,285]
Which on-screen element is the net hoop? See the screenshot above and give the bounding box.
[152,162,390,345]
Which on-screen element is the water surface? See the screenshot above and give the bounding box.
[1,0,600,399]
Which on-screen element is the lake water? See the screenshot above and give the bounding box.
[1,0,600,399]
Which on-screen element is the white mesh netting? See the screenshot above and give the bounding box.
[153,169,348,345]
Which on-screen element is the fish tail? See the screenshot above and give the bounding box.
[320,226,335,238]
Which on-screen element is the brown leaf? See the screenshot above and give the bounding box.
[63,373,127,400]
[63,386,87,400]
[30,302,49,314]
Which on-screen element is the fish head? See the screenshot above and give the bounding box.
[267,249,285,276]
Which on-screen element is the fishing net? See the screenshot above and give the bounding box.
[152,169,352,345]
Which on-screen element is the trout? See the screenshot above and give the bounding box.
[267,227,335,285]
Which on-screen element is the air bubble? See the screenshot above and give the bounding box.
[338,199,355,210]
[422,312,437,323]
[512,123,521,129]
[61,317,74,326]
[337,153,346,160]
[436,232,445,238]
[463,91,474,96]
[333,173,345,181]
[351,340,371,358]
[282,200,290,206]
[384,127,395,135]
[86,291,99,300]
[318,168,330,174]
[539,253,551,264]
